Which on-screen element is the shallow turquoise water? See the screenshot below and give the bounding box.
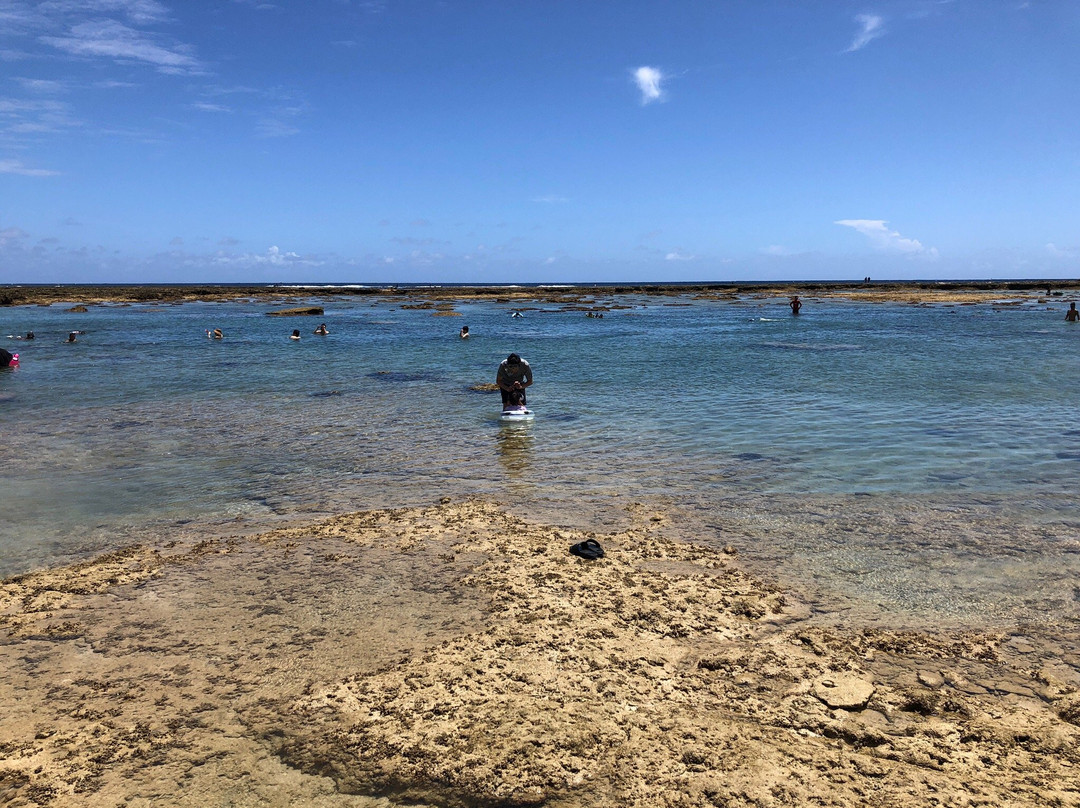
[2,291,1079,626]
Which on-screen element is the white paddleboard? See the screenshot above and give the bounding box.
[499,409,534,421]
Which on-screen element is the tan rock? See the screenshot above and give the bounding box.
[812,676,876,710]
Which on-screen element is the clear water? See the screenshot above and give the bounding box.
[2,292,1079,628]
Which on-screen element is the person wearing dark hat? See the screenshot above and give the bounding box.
[496,353,532,407]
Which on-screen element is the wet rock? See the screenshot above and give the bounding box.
[267,306,324,316]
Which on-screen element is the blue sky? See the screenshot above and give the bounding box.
[1,0,1078,283]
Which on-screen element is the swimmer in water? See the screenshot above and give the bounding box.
[314,323,329,335]
[290,329,301,340]
[65,332,77,343]
[1066,302,1079,322]
[459,325,469,339]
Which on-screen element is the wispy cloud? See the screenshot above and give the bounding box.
[41,20,201,73]
[0,97,80,134]
[0,158,61,176]
[14,77,66,93]
[835,219,937,257]
[531,194,568,204]
[761,245,792,256]
[191,101,231,113]
[1046,243,1077,258]
[632,66,664,104]
[845,13,885,52]
[391,236,447,247]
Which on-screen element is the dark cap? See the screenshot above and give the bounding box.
[507,353,520,364]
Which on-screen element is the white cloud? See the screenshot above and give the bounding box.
[0,227,31,241]
[0,158,61,176]
[761,245,791,256]
[835,219,937,257]
[633,66,664,104]
[1046,243,1077,258]
[41,20,201,73]
[212,245,321,268]
[531,194,567,204]
[665,249,696,261]
[845,14,885,52]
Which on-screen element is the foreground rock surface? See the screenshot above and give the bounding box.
[2,500,1079,807]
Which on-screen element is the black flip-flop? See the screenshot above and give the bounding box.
[569,539,605,560]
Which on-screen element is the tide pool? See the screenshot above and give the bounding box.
[2,291,1079,627]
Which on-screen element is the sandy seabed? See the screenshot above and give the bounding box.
[2,499,1080,807]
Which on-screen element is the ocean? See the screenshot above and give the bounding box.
[2,289,1079,630]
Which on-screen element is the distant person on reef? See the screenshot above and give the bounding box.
[1067,302,1080,322]
[314,323,329,335]
[790,296,802,315]
[497,353,532,408]
[460,325,469,339]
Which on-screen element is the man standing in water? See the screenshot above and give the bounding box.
[1066,302,1079,322]
[497,353,533,407]
[790,296,803,315]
